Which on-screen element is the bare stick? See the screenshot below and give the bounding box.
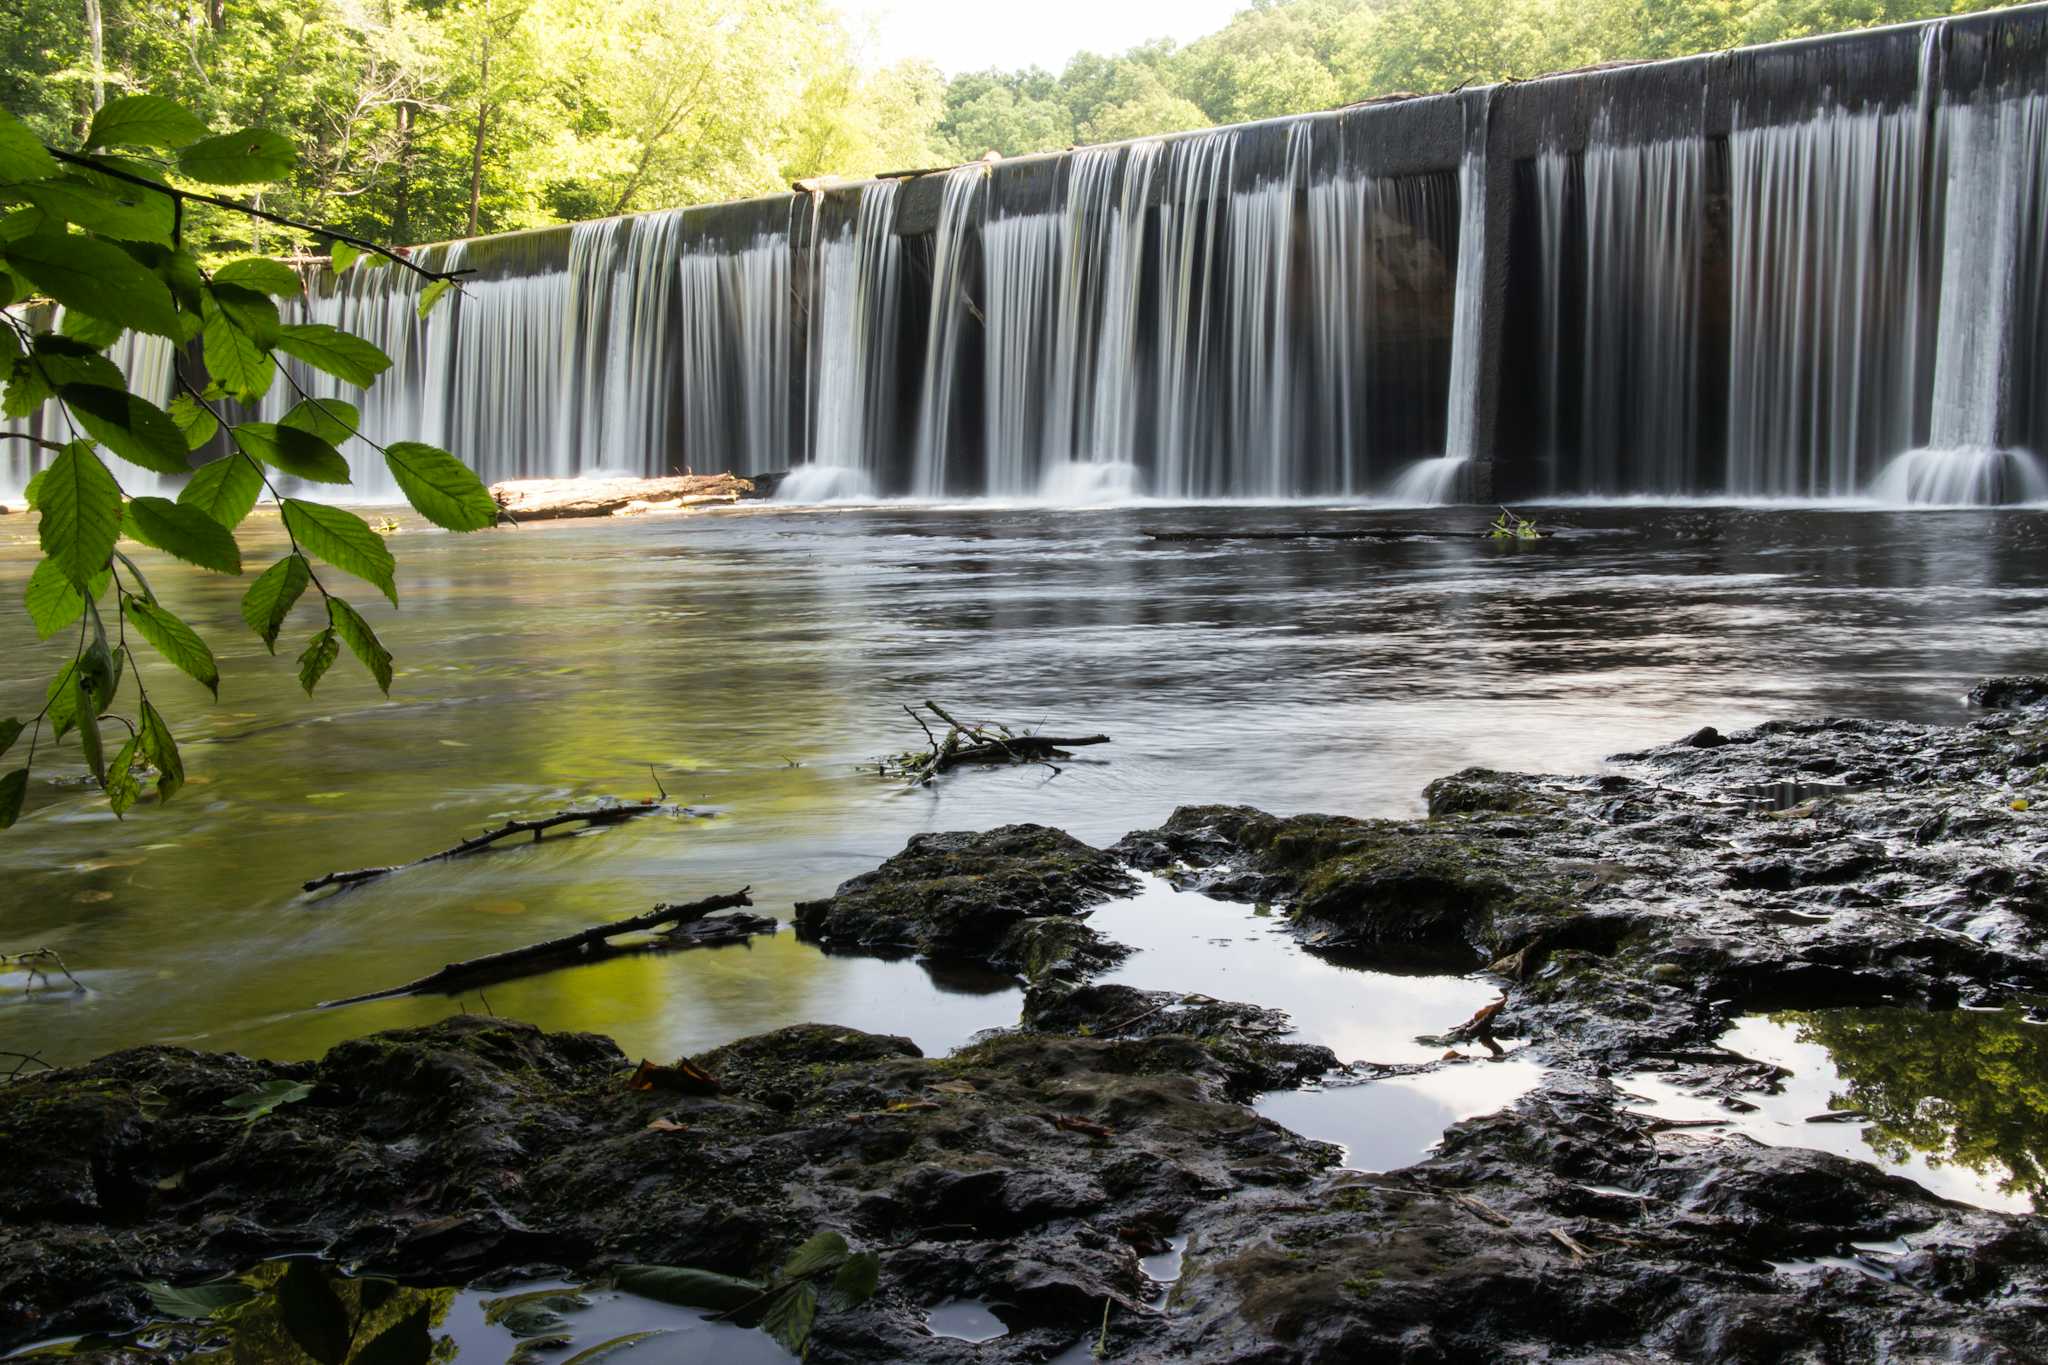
[319,889,759,1007]
[303,801,690,894]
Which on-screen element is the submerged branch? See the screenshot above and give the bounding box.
[884,700,1110,786]
[319,888,762,1007]
[303,800,694,895]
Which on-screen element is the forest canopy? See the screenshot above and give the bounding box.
[1,0,2023,251]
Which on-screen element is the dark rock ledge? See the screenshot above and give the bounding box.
[4,682,2046,1361]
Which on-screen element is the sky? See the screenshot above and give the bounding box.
[843,0,1250,75]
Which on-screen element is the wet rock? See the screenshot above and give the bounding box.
[1684,724,1727,748]
[1969,675,2048,709]
[792,824,1138,973]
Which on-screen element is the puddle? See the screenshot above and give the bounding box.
[1256,1058,1548,1172]
[1617,1005,2046,1213]
[1726,780,1879,812]
[6,1264,787,1362]
[1142,1235,1190,1311]
[1090,876,1506,1064]
[926,1299,1009,1343]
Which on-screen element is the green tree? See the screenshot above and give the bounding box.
[0,93,496,831]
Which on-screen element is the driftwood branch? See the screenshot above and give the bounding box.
[883,700,1110,786]
[303,800,693,895]
[319,889,762,1007]
[1,949,84,994]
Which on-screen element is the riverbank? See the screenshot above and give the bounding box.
[4,681,2045,1359]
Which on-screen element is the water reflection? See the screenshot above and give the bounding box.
[1619,1007,2046,1213]
[2,503,2045,1066]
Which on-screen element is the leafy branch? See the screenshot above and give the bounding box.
[0,92,498,832]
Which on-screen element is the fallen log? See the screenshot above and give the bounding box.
[319,889,761,1007]
[303,801,693,895]
[884,700,1110,785]
[489,474,756,522]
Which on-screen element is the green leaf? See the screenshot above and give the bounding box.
[37,442,123,588]
[2,228,182,338]
[327,597,393,694]
[0,110,59,182]
[241,554,311,652]
[58,305,125,350]
[328,241,361,274]
[106,734,141,816]
[139,1279,258,1320]
[829,1251,880,1311]
[211,257,303,298]
[5,334,124,418]
[25,558,106,638]
[138,699,183,803]
[61,384,190,475]
[780,1231,850,1281]
[274,323,391,388]
[175,129,296,186]
[417,277,454,319]
[178,454,264,529]
[282,500,395,603]
[17,175,173,245]
[77,680,105,785]
[297,628,338,696]
[274,1258,351,1365]
[45,659,81,741]
[123,597,219,697]
[385,442,494,531]
[124,496,241,574]
[199,293,271,404]
[87,96,209,151]
[0,767,25,828]
[280,398,359,447]
[0,718,20,759]
[223,1078,314,1119]
[350,1306,434,1365]
[235,422,350,484]
[558,1333,677,1365]
[208,281,281,345]
[761,1281,818,1358]
[612,1266,765,1312]
[167,393,219,451]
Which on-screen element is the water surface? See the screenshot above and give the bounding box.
[2,502,2044,1066]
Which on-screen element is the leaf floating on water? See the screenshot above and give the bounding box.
[223,1078,313,1120]
[139,1277,257,1319]
[557,1330,680,1364]
[612,1265,763,1312]
[625,1057,719,1096]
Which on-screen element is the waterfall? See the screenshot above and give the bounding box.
[795,181,901,498]
[6,10,2046,510]
[1152,132,1235,499]
[1872,90,2048,503]
[911,167,985,497]
[981,209,1060,496]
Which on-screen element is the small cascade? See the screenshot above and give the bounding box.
[1575,119,1705,493]
[1038,460,1144,502]
[733,234,794,475]
[911,167,986,497]
[1152,131,1236,498]
[980,209,1061,495]
[1046,142,1162,472]
[807,182,902,480]
[776,463,878,502]
[1873,89,2048,503]
[1386,455,1470,504]
[1443,93,1492,462]
[1223,124,1310,498]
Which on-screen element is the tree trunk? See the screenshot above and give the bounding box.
[83,0,104,113]
[394,100,414,243]
[208,0,226,33]
[466,16,492,238]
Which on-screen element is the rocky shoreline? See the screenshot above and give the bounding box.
[4,682,2045,1360]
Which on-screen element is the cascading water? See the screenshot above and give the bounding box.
[791,181,901,500]
[911,167,986,498]
[1398,91,1492,505]
[6,10,2044,511]
[1872,89,2048,504]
